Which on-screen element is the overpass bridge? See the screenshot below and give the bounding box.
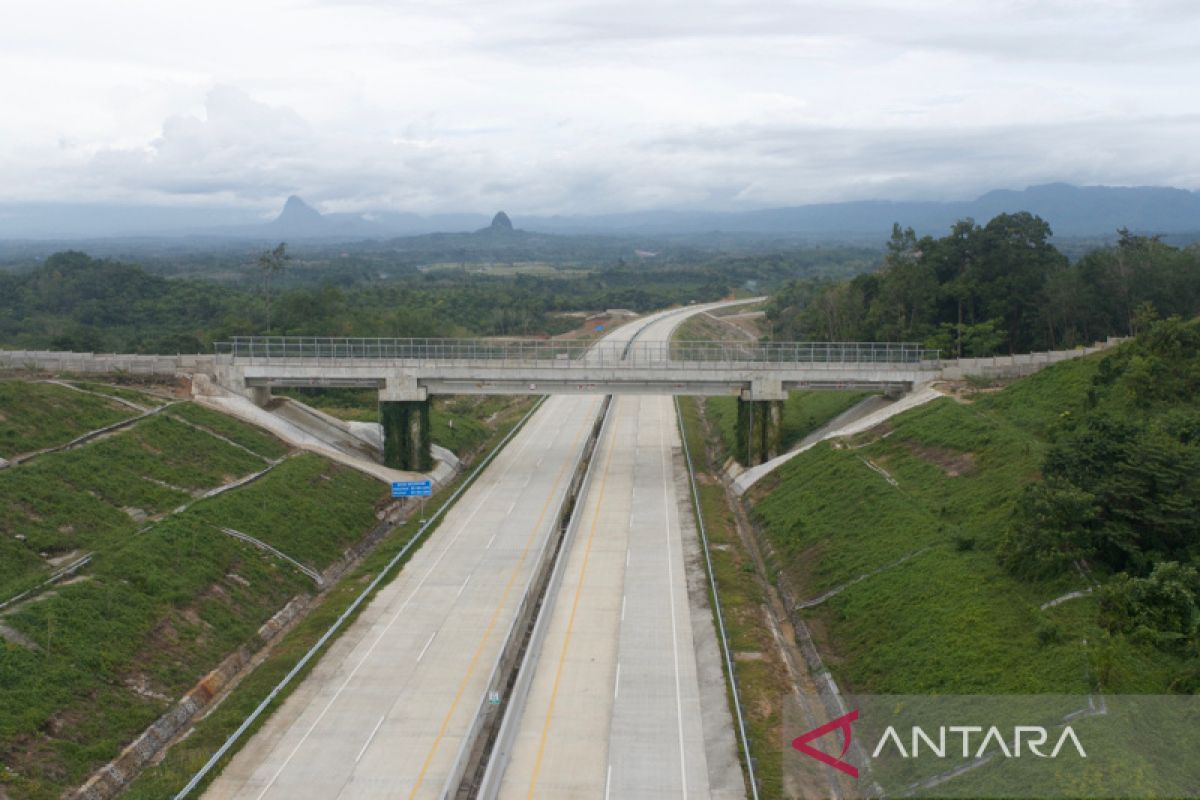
[213,336,939,402]
[208,335,939,469]
[1,331,1116,468]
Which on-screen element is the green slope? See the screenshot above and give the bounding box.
[748,344,1192,696]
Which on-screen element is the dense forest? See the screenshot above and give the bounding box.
[1001,316,1200,657]
[0,245,875,352]
[766,212,1200,355]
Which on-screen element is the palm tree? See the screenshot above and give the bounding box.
[258,242,289,333]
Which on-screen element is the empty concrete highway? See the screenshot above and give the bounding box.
[202,304,740,799]
[490,310,742,799]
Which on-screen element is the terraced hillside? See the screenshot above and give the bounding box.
[0,379,385,799]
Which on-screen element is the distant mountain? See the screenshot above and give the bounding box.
[0,184,1197,241]
[482,211,514,233]
[520,185,1200,238]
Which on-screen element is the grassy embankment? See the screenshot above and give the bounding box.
[679,345,1194,798]
[1,377,535,798]
[746,352,1186,696]
[0,379,386,799]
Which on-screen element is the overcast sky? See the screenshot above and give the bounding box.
[2,0,1198,215]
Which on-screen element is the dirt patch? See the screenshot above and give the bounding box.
[0,624,41,651]
[45,549,83,568]
[902,440,977,476]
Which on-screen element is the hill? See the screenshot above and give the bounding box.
[1,184,1197,242]
[743,319,1198,696]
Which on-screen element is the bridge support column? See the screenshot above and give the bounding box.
[736,399,782,466]
[738,378,786,466]
[381,400,432,471]
[248,386,272,407]
[380,376,431,471]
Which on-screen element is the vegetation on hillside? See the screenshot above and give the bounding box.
[768,216,1200,355]
[743,325,1198,696]
[0,381,137,457]
[0,380,388,799]
[1000,316,1200,654]
[0,245,875,353]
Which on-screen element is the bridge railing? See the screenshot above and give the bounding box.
[214,337,940,366]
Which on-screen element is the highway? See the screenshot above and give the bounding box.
[203,305,737,799]
[493,310,742,799]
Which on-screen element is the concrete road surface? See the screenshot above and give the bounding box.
[494,309,744,799]
[202,306,721,799]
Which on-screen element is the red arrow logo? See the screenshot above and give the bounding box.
[791,709,859,778]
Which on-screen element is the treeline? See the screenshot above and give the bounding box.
[766,212,1200,355]
[0,251,733,352]
[1002,316,1200,656]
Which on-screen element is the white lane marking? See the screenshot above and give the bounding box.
[605,763,612,800]
[485,531,498,549]
[353,713,387,763]
[660,401,689,798]
[620,594,626,622]
[456,574,471,598]
[252,403,560,799]
[506,499,516,515]
[625,547,630,568]
[613,662,621,700]
[416,631,437,662]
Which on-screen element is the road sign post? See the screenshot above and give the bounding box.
[391,480,432,498]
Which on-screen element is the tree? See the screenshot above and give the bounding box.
[257,242,289,334]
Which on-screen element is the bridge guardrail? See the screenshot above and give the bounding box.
[214,337,940,367]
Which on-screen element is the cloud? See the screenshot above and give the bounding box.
[0,0,1198,213]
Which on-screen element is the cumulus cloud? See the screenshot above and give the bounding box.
[0,0,1197,213]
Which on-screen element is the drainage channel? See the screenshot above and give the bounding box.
[441,394,615,800]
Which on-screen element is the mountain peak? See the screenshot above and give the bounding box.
[489,211,513,231]
[275,195,323,226]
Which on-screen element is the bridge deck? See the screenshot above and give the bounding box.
[215,337,939,397]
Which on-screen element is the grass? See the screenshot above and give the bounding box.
[167,402,291,460]
[705,390,873,463]
[187,454,382,569]
[0,414,268,571]
[0,380,135,458]
[678,351,1186,796]
[0,517,312,798]
[745,351,1185,696]
[0,378,390,800]
[68,381,169,407]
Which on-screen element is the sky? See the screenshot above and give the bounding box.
[1,0,1199,215]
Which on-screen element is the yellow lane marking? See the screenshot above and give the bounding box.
[407,398,599,799]
[526,398,624,799]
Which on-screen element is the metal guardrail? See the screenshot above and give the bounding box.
[215,337,939,365]
[675,397,760,800]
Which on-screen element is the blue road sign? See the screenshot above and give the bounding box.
[392,480,432,498]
